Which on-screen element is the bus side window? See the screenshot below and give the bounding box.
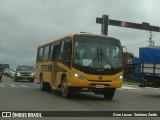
[52,43,61,61]
[64,39,72,61]
[38,47,44,62]
[59,41,65,61]
[64,39,72,66]
[49,45,54,61]
[43,45,50,61]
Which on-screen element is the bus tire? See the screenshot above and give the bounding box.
[40,75,51,91]
[103,88,116,100]
[61,77,72,98]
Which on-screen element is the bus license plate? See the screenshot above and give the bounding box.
[96,85,105,88]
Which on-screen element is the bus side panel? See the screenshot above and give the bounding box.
[51,62,72,89]
[51,62,56,87]
[51,62,62,88]
[35,62,52,84]
[35,63,41,80]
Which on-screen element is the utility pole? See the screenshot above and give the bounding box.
[148,31,154,46]
[96,15,109,35]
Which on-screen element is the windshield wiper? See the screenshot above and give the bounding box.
[100,46,114,69]
[88,46,114,69]
[92,47,100,62]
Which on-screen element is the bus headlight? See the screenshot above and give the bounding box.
[115,75,123,81]
[72,72,85,80]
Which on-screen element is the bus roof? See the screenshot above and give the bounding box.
[38,32,120,48]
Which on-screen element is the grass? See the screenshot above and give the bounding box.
[123,80,140,86]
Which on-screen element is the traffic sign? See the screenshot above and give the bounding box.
[96,15,160,35]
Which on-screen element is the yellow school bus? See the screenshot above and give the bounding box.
[35,32,123,99]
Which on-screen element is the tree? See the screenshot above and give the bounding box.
[127,52,134,58]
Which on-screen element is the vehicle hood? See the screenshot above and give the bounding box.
[16,71,33,73]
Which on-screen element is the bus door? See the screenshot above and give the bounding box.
[51,39,72,88]
[51,42,61,87]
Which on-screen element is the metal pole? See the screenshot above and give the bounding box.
[101,15,109,35]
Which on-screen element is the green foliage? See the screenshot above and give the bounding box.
[128,52,134,58]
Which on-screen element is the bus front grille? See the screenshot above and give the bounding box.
[88,80,112,82]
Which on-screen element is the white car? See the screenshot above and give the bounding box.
[10,69,16,78]
[3,68,9,76]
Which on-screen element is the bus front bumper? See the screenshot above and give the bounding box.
[68,76,123,89]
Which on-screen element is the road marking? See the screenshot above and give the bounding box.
[0,83,34,88]
[0,83,6,87]
[8,84,18,88]
[119,85,143,92]
[122,86,138,90]
[19,84,28,88]
[145,87,160,90]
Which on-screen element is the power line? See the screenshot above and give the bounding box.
[124,41,147,46]
[124,38,160,46]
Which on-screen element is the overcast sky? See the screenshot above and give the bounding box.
[0,0,160,67]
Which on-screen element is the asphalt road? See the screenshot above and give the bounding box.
[0,76,160,120]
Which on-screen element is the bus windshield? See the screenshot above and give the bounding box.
[73,36,122,69]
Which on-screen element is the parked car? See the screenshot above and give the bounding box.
[0,64,9,76]
[8,68,13,78]
[14,65,34,82]
[3,68,9,76]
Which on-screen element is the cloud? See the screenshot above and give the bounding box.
[0,0,160,66]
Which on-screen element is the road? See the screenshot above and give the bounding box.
[0,76,160,120]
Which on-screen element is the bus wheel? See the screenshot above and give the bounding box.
[61,77,72,98]
[103,88,116,100]
[40,75,51,91]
